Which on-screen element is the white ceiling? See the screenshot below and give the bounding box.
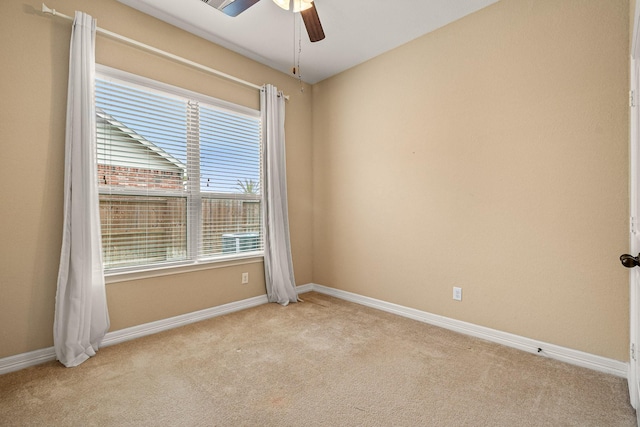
[117,0,499,84]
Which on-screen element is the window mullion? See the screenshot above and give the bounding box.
[187,100,201,261]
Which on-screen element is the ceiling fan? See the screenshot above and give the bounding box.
[201,0,325,42]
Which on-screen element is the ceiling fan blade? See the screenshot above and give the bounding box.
[222,0,261,17]
[300,2,325,42]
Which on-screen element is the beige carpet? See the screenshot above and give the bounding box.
[0,292,636,426]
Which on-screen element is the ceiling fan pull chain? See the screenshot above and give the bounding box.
[297,13,304,92]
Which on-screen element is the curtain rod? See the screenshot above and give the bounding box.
[41,3,289,99]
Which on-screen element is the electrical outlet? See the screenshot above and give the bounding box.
[453,287,462,301]
[242,272,249,284]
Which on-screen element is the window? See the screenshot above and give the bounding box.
[96,66,263,272]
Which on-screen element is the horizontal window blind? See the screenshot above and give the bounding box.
[96,68,262,272]
[199,104,262,258]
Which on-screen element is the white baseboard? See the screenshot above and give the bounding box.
[1,283,628,379]
[102,293,268,348]
[0,293,269,375]
[306,283,628,378]
[0,347,57,376]
[296,283,314,294]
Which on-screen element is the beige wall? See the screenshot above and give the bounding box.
[634,0,637,41]
[633,0,638,50]
[312,0,630,360]
[0,0,313,357]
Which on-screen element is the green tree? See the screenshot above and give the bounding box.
[237,178,259,194]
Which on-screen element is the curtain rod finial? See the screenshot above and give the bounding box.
[42,3,55,16]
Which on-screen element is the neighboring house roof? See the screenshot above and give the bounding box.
[96,108,186,173]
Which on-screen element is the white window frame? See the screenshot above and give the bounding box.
[96,65,264,281]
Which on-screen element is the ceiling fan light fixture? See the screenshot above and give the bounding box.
[272,0,313,13]
[295,0,313,12]
[273,0,290,10]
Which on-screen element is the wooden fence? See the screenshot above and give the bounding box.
[99,195,261,268]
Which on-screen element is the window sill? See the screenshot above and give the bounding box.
[104,254,264,284]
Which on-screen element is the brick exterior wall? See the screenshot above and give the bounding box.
[98,164,185,190]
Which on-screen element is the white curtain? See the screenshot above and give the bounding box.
[54,12,110,367]
[261,85,298,305]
